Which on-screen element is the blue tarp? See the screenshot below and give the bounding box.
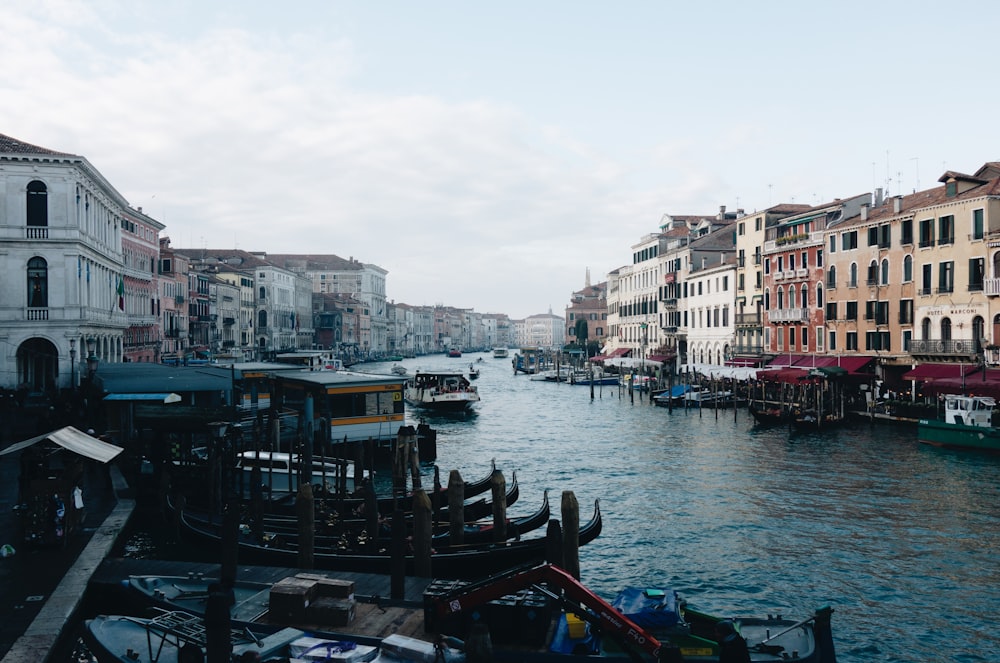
[610,587,681,629]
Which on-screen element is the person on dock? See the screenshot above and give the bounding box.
[714,620,750,663]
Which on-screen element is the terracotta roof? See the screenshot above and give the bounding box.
[0,133,74,157]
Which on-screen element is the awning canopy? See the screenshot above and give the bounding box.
[104,392,182,403]
[726,357,762,367]
[646,353,675,363]
[0,426,124,464]
[592,347,632,363]
[766,354,811,368]
[902,363,977,381]
[756,367,814,383]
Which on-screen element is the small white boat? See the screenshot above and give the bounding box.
[405,371,480,411]
[492,347,509,358]
[236,451,361,497]
[391,364,408,375]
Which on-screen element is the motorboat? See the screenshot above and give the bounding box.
[404,371,480,411]
[235,451,362,498]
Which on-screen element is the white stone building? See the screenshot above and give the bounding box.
[0,133,130,391]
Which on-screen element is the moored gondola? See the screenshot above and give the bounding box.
[174,498,602,579]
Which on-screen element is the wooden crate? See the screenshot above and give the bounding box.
[306,597,356,626]
[270,576,319,622]
[294,573,355,599]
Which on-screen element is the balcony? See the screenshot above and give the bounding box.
[662,298,678,310]
[909,338,979,357]
[768,308,809,323]
[223,316,236,326]
[985,278,1000,296]
[26,307,49,321]
[735,312,761,327]
[795,268,808,279]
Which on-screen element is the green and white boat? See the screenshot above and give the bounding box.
[918,394,1000,451]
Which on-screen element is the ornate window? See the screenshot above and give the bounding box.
[26,180,48,226]
[27,257,47,307]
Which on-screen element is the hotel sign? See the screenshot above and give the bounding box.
[925,307,983,316]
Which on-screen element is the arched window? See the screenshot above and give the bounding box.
[867,260,878,285]
[921,317,931,340]
[941,317,952,341]
[880,258,890,285]
[903,255,913,282]
[27,257,47,307]
[26,180,48,227]
[258,310,268,328]
[816,284,824,308]
[827,265,837,288]
[973,316,985,348]
[788,286,795,309]
[777,287,784,309]
[849,263,858,287]
[800,286,808,308]
[764,289,770,310]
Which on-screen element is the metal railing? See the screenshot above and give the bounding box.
[909,338,979,355]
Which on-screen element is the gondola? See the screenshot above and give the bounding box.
[178,484,546,551]
[748,401,790,426]
[175,498,602,580]
[190,470,521,538]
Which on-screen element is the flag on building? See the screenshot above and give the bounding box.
[116,276,125,310]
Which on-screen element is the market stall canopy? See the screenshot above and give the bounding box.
[902,363,977,382]
[0,426,124,464]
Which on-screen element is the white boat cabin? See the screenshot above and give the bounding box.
[942,395,996,427]
[236,451,360,495]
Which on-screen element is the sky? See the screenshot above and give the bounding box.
[3,1,999,319]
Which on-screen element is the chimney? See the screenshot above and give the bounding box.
[860,203,869,221]
[893,196,903,214]
[137,206,142,213]
[718,205,727,220]
[874,187,884,207]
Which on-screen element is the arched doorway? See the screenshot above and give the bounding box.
[17,337,58,393]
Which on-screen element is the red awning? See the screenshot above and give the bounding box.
[766,354,809,368]
[902,363,977,381]
[646,353,675,363]
[610,347,632,358]
[835,356,875,374]
[756,367,813,383]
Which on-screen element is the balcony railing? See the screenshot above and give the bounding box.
[26,307,49,321]
[735,313,761,326]
[795,268,808,279]
[26,226,49,240]
[909,338,979,356]
[986,277,1000,296]
[768,308,809,323]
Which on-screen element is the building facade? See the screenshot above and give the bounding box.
[0,133,133,392]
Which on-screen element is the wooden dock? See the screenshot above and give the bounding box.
[88,558,436,642]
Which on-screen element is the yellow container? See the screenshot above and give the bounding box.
[566,612,588,639]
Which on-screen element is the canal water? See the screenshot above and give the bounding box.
[120,353,1000,661]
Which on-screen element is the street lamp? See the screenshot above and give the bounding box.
[69,339,76,390]
[86,337,98,378]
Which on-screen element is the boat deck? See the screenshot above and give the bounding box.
[89,558,437,642]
